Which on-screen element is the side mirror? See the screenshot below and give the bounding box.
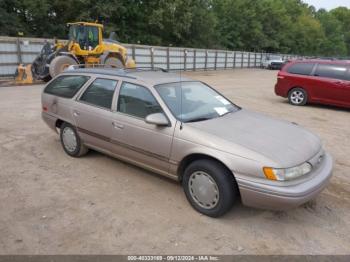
[145,113,169,126]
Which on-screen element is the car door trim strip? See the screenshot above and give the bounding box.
[76,126,174,163]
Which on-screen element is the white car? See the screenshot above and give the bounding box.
[261,55,285,69]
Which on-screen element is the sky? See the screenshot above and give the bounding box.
[303,0,350,10]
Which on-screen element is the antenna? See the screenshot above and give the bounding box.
[179,49,187,130]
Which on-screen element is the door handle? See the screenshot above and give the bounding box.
[112,122,124,129]
[73,110,80,117]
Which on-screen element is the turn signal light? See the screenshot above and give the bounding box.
[263,167,277,181]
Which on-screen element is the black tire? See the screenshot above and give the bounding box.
[49,56,77,78]
[104,57,124,68]
[288,87,308,106]
[41,75,52,82]
[59,122,88,157]
[182,159,238,217]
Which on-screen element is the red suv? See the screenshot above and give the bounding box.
[275,60,350,108]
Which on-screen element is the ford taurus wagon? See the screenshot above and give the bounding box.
[41,68,333,217]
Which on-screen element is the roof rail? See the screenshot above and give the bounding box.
[63,65,136,79]
[124,67,169,73]
[63,65,169,79]
[66,64,116,70]
[66,64,168,72]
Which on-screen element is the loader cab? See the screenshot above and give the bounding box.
[67,22,103,54]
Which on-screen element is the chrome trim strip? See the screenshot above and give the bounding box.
[84,143,179,181]
[76,127,176,164]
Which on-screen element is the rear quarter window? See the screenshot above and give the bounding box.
[286,63,315,76]
[44,75,90,98]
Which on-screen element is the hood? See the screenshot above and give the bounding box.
[187,109,321,168]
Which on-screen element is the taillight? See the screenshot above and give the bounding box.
[42,106,48,112]
[277,76,285,79]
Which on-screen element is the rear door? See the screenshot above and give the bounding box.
[311,63,349,104]
[110,81,175,175]
[73,77,119,151]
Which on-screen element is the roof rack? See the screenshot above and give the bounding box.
[123,67,169,73]
[66,64,168,73]
[64,65,136,79]
[66,64,116,70]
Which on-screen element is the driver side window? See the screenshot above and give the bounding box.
[117,82,162,119]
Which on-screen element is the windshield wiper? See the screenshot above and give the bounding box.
[219,111,232,117]
[186,117,212,123]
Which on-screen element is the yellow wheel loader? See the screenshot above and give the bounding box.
[28,22,135,82]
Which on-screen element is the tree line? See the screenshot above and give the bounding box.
[1,0,350,56]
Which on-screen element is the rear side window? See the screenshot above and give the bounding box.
[287,63,315,75]
[44,75,89,98]
[117,82,162,119]
[314,64,348,80]
[79,78,118,109]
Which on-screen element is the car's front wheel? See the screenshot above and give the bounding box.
[182,159,238,217]
[288,87,308,106]
[60,122,88,157]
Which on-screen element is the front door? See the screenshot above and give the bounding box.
[110,81,174,174]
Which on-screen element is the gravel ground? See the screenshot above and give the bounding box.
[0,69,349,255]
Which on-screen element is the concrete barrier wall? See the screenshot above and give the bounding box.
[0,36,298,77]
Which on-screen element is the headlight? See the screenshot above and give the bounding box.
[263,162,312,181]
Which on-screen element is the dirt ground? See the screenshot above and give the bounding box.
[0,69,349,255]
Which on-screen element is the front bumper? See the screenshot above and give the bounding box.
[236,152,333,210]
[269,63,284,69]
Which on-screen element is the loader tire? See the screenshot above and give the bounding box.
[49,56,77,78]
[42,75,52,82]
[105,57,123,68]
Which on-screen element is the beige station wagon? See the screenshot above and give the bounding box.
[41,68,333,217]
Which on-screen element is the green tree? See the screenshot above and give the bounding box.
[330,7,350,56]
[316,9,347,56]
[0,0,349,56]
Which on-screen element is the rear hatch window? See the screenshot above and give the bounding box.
[44,75,90,98]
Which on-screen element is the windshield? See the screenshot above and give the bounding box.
[69,25,99,49]
[155,81,239,123]
[269,55,282,60]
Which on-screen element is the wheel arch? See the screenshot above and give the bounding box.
[55,118,64,129]
[288,86,306,95]
[177,153,235,182]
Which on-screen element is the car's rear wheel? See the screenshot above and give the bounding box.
[182,159,238,217]
[60,122,88,157]
[288,87,308,106]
